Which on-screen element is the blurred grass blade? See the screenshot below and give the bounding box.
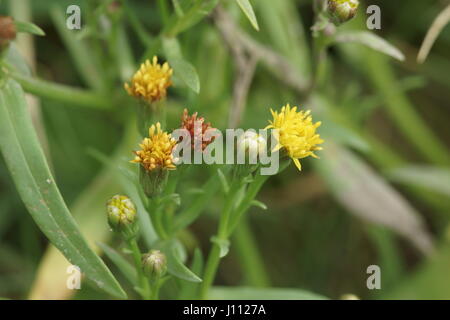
[388,166,450,198]
[209,287,328,300]
[14,20,45,36]
[50,6,104,91]
[97,242,137,286]
[385,243,450,299]
[418,4,450,63]
[316,142,434,255]
[334,31,405,61]
[236,0,259,31]
[0,79,125,298]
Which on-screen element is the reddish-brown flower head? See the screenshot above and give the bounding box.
[0,16,16,49]
[180,108,216,151]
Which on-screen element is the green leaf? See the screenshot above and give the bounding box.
[334,31,405,62]
[236,0,259,31]
[217,168,229,194]
[171,58,200,93]
[157,240,202,283]
[209,287,328,300]
[0,79,126,298]
[163,37,201,93]
[14,20,45,36]
[211,236,230,258]
[250,200,267,210]
[178,248,204,299]
[388,166,450,198]
[97,242,137,286]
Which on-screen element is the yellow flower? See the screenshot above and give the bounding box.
[265,104,324,170]
[132,122,177,171]
[124,56,173,102]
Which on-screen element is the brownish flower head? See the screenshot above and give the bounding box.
[180,108,216,151]
[0,16,16,49]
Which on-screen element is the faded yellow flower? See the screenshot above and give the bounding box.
[124,56,173,102]
[266,104,324,170]
[132,122,177,171]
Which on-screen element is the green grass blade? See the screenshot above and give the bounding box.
[0,79,126,299]
[209,286,328,300]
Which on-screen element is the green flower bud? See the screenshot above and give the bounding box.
[139,166,169,198]
[327,0,359,25]
[0,16,16,52]
[142,250,167,280]
[106,195,138,239]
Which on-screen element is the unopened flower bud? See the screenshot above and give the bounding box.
[106,195,138,239]
[327,0,359,25]
[142,250,167,280]
[0,16,16,51]
[237,131,267,159]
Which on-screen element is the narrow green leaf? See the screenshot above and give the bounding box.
[211,236,230,258]
[334,31,405,61]
[157,240,202,283]
[250,200,267,210]
[236,0,259,31]
[217,168,229,194]
[0,79,126,298]
[209,286,328,300]
[97,242,137,286]
[178,248,204,299]
[14,20,45,36]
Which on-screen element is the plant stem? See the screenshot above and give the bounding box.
[148,197,168,240]
[199,184,239,299]
[9,72,111,109]
[127,238,151,299]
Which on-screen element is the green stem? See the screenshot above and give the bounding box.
[9,72,111,109]
[149,197,169,240]
[199,184,239,299]
[157,0,170,26]
[199,162,290,299]
[128,239,151,299]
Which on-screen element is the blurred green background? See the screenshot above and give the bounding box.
[0,0,449,300]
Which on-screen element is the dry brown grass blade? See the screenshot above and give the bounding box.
[319,142,435,256]
[417,4,450,64]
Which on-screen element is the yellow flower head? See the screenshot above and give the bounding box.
[132,122,177,171]
[124,56,173,102]
[266,104,324,170]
